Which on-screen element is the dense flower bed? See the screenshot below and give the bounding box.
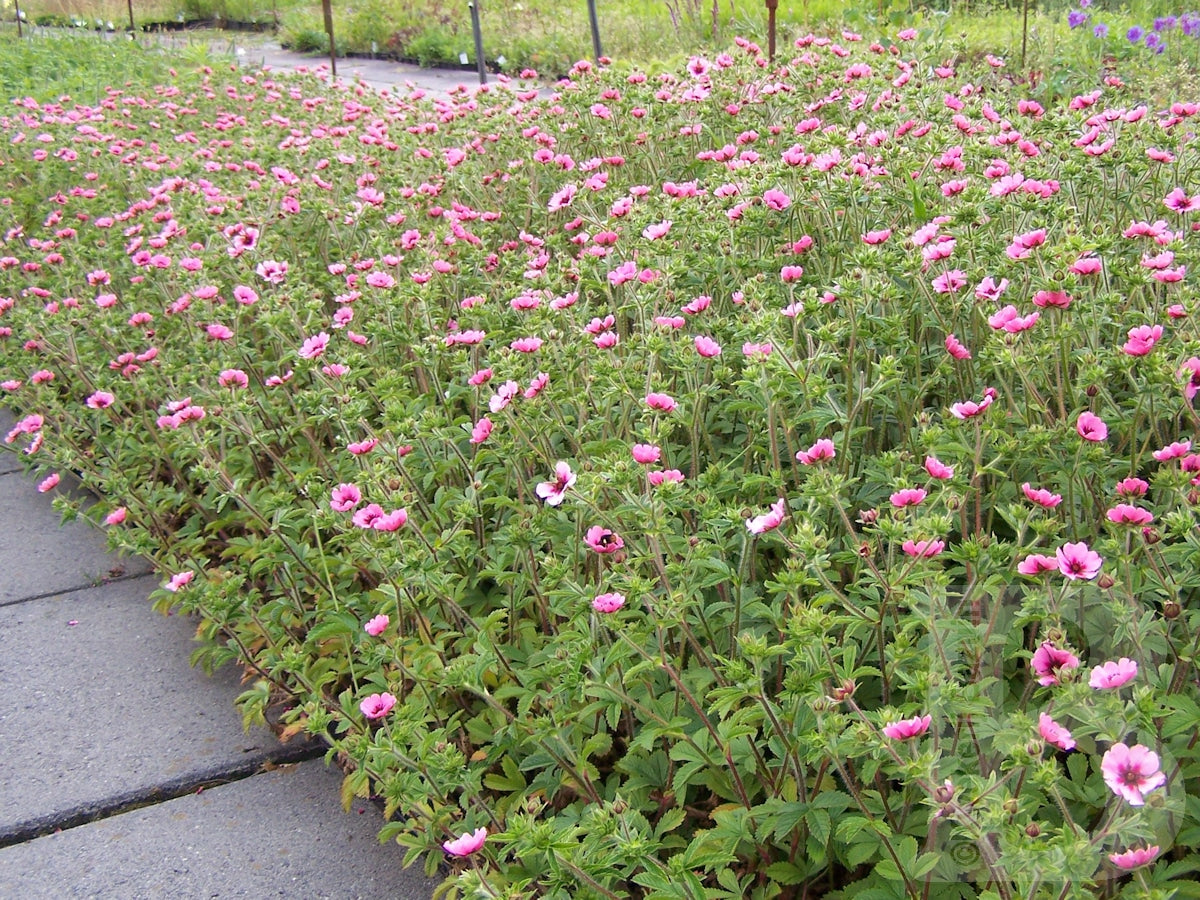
[2,30,1199,899]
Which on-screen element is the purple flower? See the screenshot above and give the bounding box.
[1127,25,1145,42]
[1068,9,1088,28]
[1093,22,1108,38]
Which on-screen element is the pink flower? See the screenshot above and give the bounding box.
[1022,483,1062,508]
[299,332,330,359]
[442,827,487,857]
[535,461,576,506]
[762,188,791,210]
[902,539,944,557]
[347,438,379,455]
[1017,553,1058,576]
[1181,357,1200,402]
[365,614,389,636]
[1108,846,1159,870]
[1076,411,1108,442]
[165,570,195,592]
[470,417,493,444]
[746,498,787,534]
[1056,541,1102,580]
[1106,504,1154,526]
[1038,712,1076,751]
[949,392,994,419]
[524,373,549,399]
[645,392,677,412]
[631,443,661,464]
[86,391,115,409]
[931,269,967,293]
[353,504,386,528]
[373,509,408,531]
[1115,477,1149,498]
[1032,290,1072,309]
[585,526,624,554]
[944,334,971,360]
[862,228,892,244]
[780,265,805,283]
[105,507,127,526]
[592,592,626,613]
[218,369,249,389]
[742,341,773,359]
[1123,324,1163,356]
[359,692,396,720]
[924,457,954,479]
[330,483,362,512]
[882,714,931,740]
[37,472,60,493]
[1153,440,1191,461]
[890,488,926,507]
[648,469,684,486]
[694,335,722,358]
[1089,658,1138,689]
[511,337,543,353]
[796,438,836,465]
[1102,743,1165,806]
[1031,641,1080,686]
[205,323,234,341]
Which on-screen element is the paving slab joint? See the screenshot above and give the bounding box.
[0,739,325,848]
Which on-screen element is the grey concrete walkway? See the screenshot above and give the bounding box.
[0,408,440,897]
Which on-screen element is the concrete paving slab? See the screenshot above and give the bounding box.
[0,469,151,605]
[0,576,312,840]
[250,43,482,98]
[0,759,440,899]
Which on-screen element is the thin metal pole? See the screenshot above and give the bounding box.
[469,1,486,85]
[14,0,23,38]
[587,0,603,62]
[321,0,337,76]
[127,0,135,33]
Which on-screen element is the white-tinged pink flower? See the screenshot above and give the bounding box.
[944,334,971,360]
[373,509,408,532]
[442,827,487,857]
[882,714,931,740]
[365,614,389,636]
[694,335,722,358]
[105,507,127,526]
[584,526,624,554]
[353,504,386,528]
[1123,324,1163,356]
[86,390,115,409]
[37,472,60,493]
[648,469,684,486]
[299,332,331,359]
[1102,743,1165,806]
[165,570,194,592]
[1089,658,1137,689]
[1153,440,1191,462]
[535,461,576,507]
[746,498,787,535]
[1038,712,1076,750]
[347,438,379,456]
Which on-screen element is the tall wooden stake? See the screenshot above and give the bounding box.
[321,0,336,76]
[765,0,778,62]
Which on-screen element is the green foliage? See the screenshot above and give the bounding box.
[3,21,1200,900]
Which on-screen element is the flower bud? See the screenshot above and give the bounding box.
[858,541,872,558]
[1164,601,1182,620]
[1188,489,1200,506]
[1086,385,1098,397]
[1003,798,1019,816]
[1097,573,1116,590]
[1025,740,1043,756]
[1142,527,1160,545]
[831,679,857,702]
[858,508,878,525]
[934,780,955,804]
[1046,627,1064,644]
[1025,822,1041,838]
